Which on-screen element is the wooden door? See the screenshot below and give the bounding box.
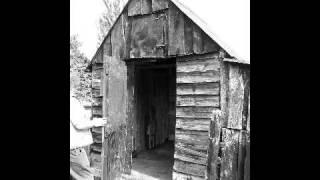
[101,56,131,180]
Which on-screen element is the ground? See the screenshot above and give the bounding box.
[123,141,174,180]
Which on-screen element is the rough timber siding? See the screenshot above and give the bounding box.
[207,62,250,180]
[174,53,220,179]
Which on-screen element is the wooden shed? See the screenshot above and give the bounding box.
[86,0,250,180]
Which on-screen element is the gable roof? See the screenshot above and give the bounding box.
[89,0,250,67]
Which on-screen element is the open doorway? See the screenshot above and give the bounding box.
[130,59,176,179]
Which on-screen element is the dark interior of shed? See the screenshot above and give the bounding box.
[131,59,176,179]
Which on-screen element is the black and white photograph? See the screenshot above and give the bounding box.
[70,0,250,179]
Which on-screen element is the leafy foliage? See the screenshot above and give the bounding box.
[97,0,128,46]
[70,35,92,103]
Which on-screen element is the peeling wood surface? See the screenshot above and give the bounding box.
[208,111,222,180]
[152,0,168,12]
[174,159,207,177]
[176,106,217,119]
[129,12,168,58]
[176,118,210,131]
[128,0,141,16]
[177,83,219,95]
[168,2,185,55]
[220,128,240,180]
[177,58,220,73]
[173,171,204,180]
[177,95,219,107]
[141,0,152,14]
[227,64,245,130]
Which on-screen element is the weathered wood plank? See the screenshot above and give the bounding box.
[219,56,229,128]
[90,143,102,153]
[92,132,102,143]
[92,69,103,79]
[175,129,209,147]
[247,93,250,132]
[184,15,193,55]
[175,144,208,165]
[92,97,102,107]
[92,107,102,116]
[173,171,205,180]
[152,0,168,12]
[96,48,103,63]
[193,22,203,54]
[92,89,101,98]
[168,2,185,55]
[174,159,207,177]
[227,64,245,130]
[176,141,208,153]
[177,95,219,107]
[176,106,217,118]
[242,68,250,130]
[175,144,207,158]
[129,13,167,58]
[220,128,240,180]
[237,131,247,180]
[177,58,220,73]
[128,0,141,16]
[176,118,210,131]
[111,14,126,59]
[177,53,220,62]
[244,132,250,180]
[202,32,220,53]
[141,0,152,14]
[177,83,219,95]
[177,71,220,83]
[208,110,222,180]
[103,35,112,57]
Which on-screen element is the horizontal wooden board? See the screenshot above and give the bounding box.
[92,107,102,116]
[92,89,102,97]
[90,143,102,153]
[91,127,103,134]
[177,58,220,73]
[177,95,219,107]
[173,171,205,180]
[176,106,217,118]
[174,159,206,177]
[177,71,220,83]
[177,83,219,95]
[92,132,102,143]
[174,144,207,165]
[175,129,209,150]
[176,118,210,131]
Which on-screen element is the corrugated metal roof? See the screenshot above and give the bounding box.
[89,0,250,67]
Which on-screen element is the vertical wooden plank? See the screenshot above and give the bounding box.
[193,23,203,54]
[128,0,141,16]
[202,32,220,53]
[220,128,240,180]
[247,93,250,132]
[244,133,250,180]
[219,55,229,128]
[111,14,126,59]
[101,57,108,180]
[125,63,135,174]
[141,0,152,14]
[168,2,185,56]
[152,0,168,12]
[103,35,112,57]
[184,15,194,55]
[236,131,247,180]
[208,110,222,180]
[227,64,245,130]
[242,67,250,130]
